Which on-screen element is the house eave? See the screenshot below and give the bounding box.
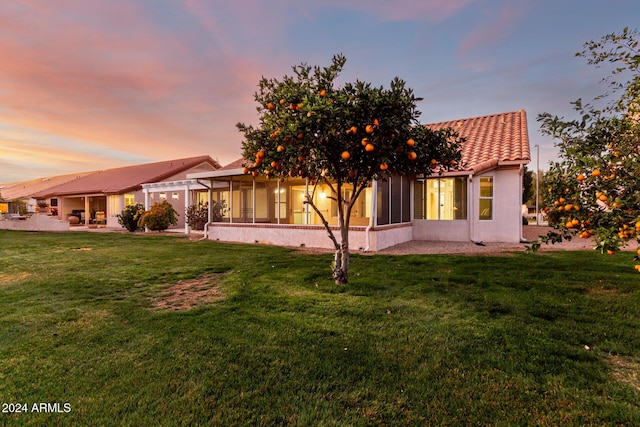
[187,168,245,180]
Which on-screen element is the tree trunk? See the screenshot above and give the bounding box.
[332,185,350,285]
[333,233,349,285]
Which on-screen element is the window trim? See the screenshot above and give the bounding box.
[478,176,494,221]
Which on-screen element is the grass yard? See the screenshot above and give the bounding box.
[0,230,638,426]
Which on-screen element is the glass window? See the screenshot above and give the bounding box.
[479,177,493,220]
[415,177,467,220]
[124,194,135,206]
[172,192,179,200]
[414,180,425,219]
[196,192,208,205]
[376,179,390,225]
[401,176,411,222]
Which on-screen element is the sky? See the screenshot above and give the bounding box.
[1,0,639,183]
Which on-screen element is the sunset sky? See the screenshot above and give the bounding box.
[1,0,638,183]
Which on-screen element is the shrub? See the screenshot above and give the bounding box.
[138,200,178,232]
[211,200,227,222]
[185,202,208,231]
[186,200,228,230]
[117,203,145,232]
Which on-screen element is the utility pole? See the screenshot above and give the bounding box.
[535,144,540,225]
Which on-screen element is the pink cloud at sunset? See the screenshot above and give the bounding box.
[457,2,527,59]
[0,0,638,182]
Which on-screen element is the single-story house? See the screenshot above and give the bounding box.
[165,110,530,251]
[0,172,95,216]
[30,155,221,229]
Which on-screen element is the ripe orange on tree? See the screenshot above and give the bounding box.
[267,102,275,110]
[319,89,327,97]
[407,138,415,147]
[592,169,601,177]
[408,151,417,161]
[277,145,285,152]
[365,124,374,134]
[577,173,585,181]
[380,163,388,171]
[341,151,351,160]
[365,143,375,152]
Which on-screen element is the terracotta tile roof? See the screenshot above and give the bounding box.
[220,158,246,170]
[427,110,530,174]
[0,172,95,200]
[32,155,220,198]
[216,110,530,178]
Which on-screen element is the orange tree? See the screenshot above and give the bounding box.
[533,28,640,272]
[237,55,463,284]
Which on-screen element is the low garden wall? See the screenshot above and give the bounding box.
[0,214,70,232]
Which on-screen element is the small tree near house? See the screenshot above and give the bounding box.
[237,54,463,284]
[138,200,178,232]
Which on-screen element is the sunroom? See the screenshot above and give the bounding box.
[187,165,414,251]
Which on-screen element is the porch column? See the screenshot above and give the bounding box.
[305,178,309,225]
[229,178,233,224]
[84,196,90,225]
[143,188,150,210]
[143,188,150,233]
[184,185,191,235]
[277,180,281,224]
[208,186,212,222]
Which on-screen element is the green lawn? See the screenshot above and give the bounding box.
[0,230,638,426]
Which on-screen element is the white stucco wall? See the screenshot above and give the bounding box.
[206,223,413,251]
[412,219,470,242]
[472,168,523,243]
[412,167,524,243]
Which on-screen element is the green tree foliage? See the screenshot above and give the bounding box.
[117,203,145,232]
[237,54,463,284]
[522,166,535,205]
[138,200,178,232]
[534,28,640,272]
[11,199,27,215]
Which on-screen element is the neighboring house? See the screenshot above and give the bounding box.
[0,172,94,216]
[179,110,530,251]
[30,156,221,229]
